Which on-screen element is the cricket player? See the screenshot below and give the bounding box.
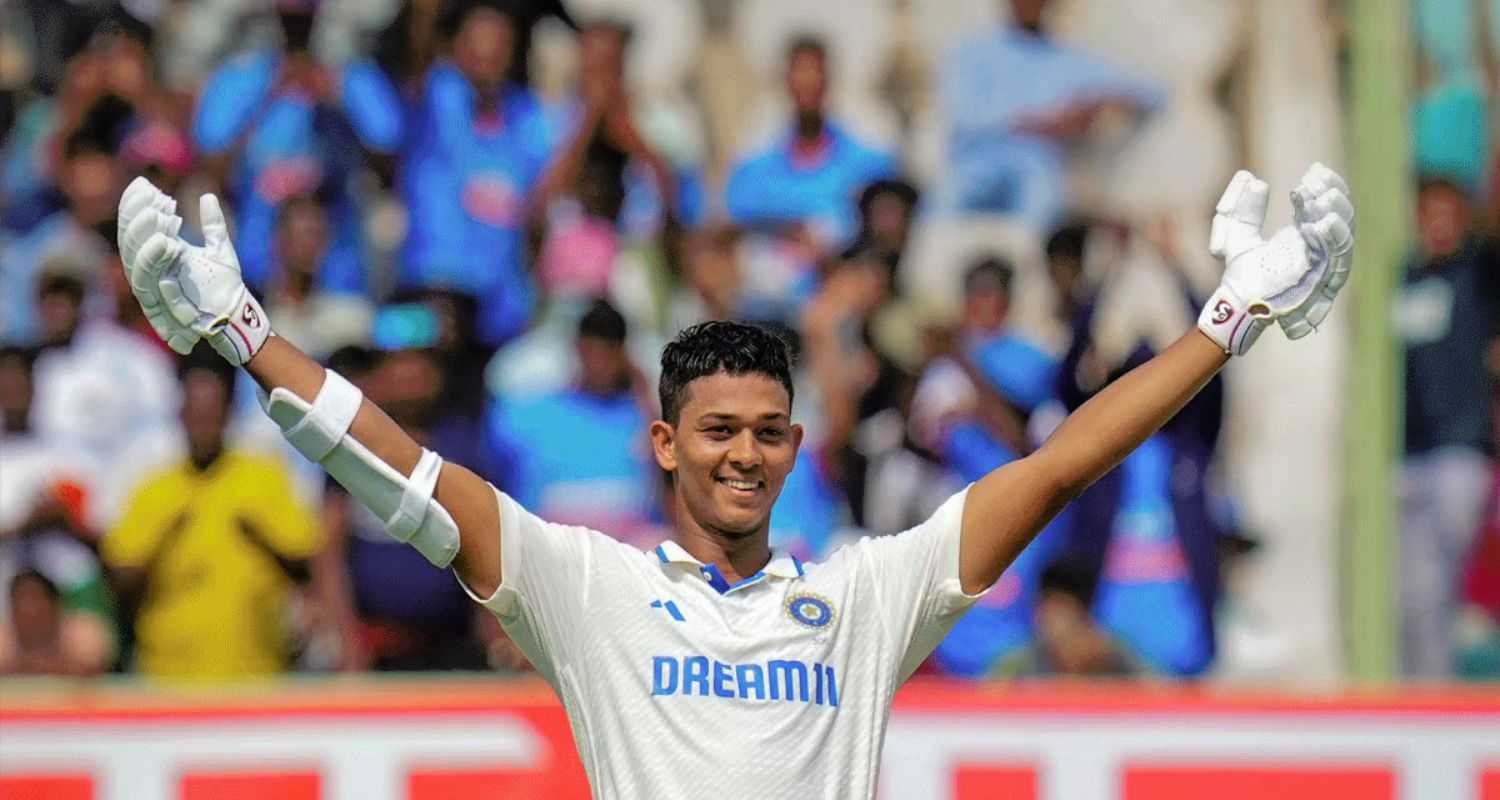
[115,163,1352,798]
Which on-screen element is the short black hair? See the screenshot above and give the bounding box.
[62,128,111,162]
[1039,557,1098,608]
[1416,172,1471,201]
[1046,220,1090,263]
[578,297,627,344]
[963,254,1014,296]
[659,321,794,424]
[857,178,919,219]
[177,343,238,398]
[442,0,521,38]
[786,33,827,63]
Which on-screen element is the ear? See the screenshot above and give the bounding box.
[790,422,804,455]
[649,419,678,472]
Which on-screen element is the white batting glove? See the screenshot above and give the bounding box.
[118,178,197,354]
[1197,166,1355,355]
[1281,162,1355,339]
[123,181,272,365]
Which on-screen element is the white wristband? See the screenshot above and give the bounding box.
[1197,284,1268,356]
[208,290,272,365]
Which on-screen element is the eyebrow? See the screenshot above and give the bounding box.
[697,412,790,423]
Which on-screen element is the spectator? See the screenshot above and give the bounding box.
[669,223,747,328]
[912,256,1056,475]
[1,130,116,344]
[1044,219,1090,327]
[0,346,117,677]
[314,336,498,671]
[103,350,319,681]
[844,178,920,269]
[2,11,162,233]
[191,0,403,294]
[487,299,661,546]
[400,0,559,346]
[262,194,375,361]
[0,570,113,677]
[1393,174,1500,678]
[992,557,1143,678]
[376,0,577,97]
[26,253,181,520]
[532,17,679,299]
[937,0,1163,230]
[724,35,896,258]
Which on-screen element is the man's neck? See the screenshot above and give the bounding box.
[278,269,316,304]
[672,505,774,584]
[189,444,225,473]
[794,112,826,145]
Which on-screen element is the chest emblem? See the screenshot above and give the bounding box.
[785,592,836,630]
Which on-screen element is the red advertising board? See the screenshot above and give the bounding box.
[1,678,1496,799]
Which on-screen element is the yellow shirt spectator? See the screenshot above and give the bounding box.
[104,450,319,681]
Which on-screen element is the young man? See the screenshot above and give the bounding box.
[114,164,1351,795]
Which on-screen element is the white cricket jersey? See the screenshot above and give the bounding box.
[462,486,985,799]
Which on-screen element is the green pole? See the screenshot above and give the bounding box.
[1344,0,1412,683]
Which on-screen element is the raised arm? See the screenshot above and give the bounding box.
[956,165,1355,594]
[244,339,502,594]
[116,178,504,597]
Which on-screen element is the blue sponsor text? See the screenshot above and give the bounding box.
[650,656,839,707]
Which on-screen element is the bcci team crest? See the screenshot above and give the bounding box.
[785,592,836,630]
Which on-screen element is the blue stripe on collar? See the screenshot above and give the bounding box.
[700,563,770,595]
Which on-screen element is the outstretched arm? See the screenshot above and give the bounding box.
[243,339,503,594]
[955,165,1355,595]
[958,330,1223,592]
[116,178,506,598]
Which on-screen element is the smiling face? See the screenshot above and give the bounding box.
[650,372,803,541]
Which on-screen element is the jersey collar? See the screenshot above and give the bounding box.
[653,540,805,595]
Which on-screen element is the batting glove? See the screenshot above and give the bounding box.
[119,178,271,365]
[1197,165,1355,355]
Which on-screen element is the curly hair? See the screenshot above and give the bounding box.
[658,321,794,424]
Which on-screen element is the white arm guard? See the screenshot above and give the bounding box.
[260,370,461,568]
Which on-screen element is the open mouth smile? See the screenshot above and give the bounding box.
[716,477,764,494]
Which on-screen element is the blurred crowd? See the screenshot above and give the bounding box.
[0,0,1495,685]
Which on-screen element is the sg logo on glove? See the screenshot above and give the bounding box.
[1211,300,1234,325]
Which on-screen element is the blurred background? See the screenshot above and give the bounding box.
[0,0,1496,797]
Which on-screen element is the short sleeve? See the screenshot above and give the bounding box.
[849,487,986,682]
[103,477,177,569]
[456,488,609,681]
[243,460,321,560]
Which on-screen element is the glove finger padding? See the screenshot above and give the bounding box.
[1300,212,1354,263]
[198,193,244,275]
[1280,294,1333,340]
[124,211,179,296]
[117,177,176,266]
[1292,163,1352,209]
[137,232,208,334]
[1209,170,1270,261]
